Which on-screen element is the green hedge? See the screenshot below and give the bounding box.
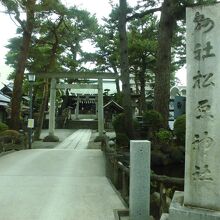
[0,122,8,133]
[174,114,186,145]
[155,128,173,145]
[112,113,126,133]
[115,133,129,147]
[143,110,164,131]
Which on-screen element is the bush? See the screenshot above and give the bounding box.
[170,147,185,163]
[0,130,21,144]
[174,114,186,145]
[156,129,173,145]
[115,133,129,147]
[151,149,170,166]
[112,113,125,133]
[143,110,164,131]
[0,122,8,133]
[113,113,139,133]
[133,117,141,130]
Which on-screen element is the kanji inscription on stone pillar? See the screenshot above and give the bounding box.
[185,4,220,211]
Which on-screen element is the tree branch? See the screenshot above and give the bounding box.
[127,6,162,21]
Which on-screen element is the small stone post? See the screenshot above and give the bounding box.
[130,140,151,220]
[44,78,59,142]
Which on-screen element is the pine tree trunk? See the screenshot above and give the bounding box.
[139,57,147,114]
[119,0,134,138]
[154,0,176,128]
[140,72,146,114]
[10,0,36,130]
[34,18,63,139]
[112,65,121,93]
[34,79,49,140]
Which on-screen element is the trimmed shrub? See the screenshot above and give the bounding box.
[0,122,8,133]
[115,133,129,147]
[143,110,164,131]
[0,130,21,144]
[151,150,170,166]
[113,113,139,133]
[170,147,185,163]
[174,114,186,145]
[133,117,140,130]
[112,113,125,134]
[155,129,173,145]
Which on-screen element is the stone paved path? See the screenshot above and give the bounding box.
[0,129,125,220]
[55,129,91,149]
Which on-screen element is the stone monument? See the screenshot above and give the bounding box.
[130,140,151,220]
[185,3,220,210]
[162,3,220,220]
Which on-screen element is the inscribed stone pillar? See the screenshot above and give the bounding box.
[98,78,104,136]
[185,3,220,210]
[130,140,151,220]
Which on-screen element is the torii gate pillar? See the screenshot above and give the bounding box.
[98,78,104,137]
[75,94,79,120]
[43,78,59,142]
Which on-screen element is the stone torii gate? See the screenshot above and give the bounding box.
[34,72,118,142]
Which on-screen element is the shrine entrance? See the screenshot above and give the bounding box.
[35,72,118,141]
[61,93,98,121]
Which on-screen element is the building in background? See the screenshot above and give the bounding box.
[169,86,186,129]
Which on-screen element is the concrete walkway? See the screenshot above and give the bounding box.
[55,129,92,149]
[0,129,125,220]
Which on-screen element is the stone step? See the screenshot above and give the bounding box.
[65,120,98,129]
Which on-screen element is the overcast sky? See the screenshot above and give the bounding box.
[0,0,186,85]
